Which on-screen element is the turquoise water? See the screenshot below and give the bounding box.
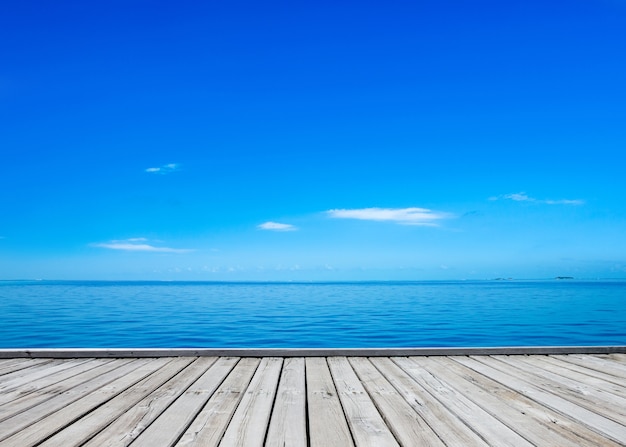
[1,280,625,348]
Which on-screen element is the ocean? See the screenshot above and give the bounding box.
[1,280,625,348]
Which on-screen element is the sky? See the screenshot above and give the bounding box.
[1,0,626,281]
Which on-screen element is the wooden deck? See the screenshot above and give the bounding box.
[0,352,625,446]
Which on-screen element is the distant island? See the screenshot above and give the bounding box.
[490,277,576,281]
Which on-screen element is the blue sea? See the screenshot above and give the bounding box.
[1,280,625,348]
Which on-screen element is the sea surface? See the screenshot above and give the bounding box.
[1,280,625,348]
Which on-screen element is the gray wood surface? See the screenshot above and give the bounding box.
[219,357,283,447]
[456,355,626,445]
[79,357,218,447]
[395,357,535,447]
[0,358,164,446]
[131,357,236,446]
[2,345,625,358]
[39,357,195,447]
[0,353,624,446]
[349,357,445,446]
[306,357,355,447]
[328,356,400,447]
[176,358,260,447]
[265,357,307,447]
[369,357,490,447]
[0,359,52,376]
[426,356,622,447]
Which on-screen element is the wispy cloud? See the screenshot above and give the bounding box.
[258,221,298,231]
[145,163,180,174]
[91,238,193,253]
[543,198,586,205]
[490,192,584,205]
[326,207,453,226]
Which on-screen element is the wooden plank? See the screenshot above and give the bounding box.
[526,355,626,397]
[370,357,489,447]
[0,358,132,425]
[0,359,51,376]
[349,357,445,446]
[456,355,626,445]
[2,345,625,358]
[0,354,622,447]
[394,357,534,447]
[265,357,307,447]
[427,356,623,447]
[0,358,114,408]
[0,358,167,446]
[176,358,260,447]
[559,354,626,380]
[38,357,195,447]
[306,357,354,447]
[327,356,399,447]
[0,358,92,394]
[494,355,626,422]
[131,357,238,447]
[0,359,59,385]
[81,357,218,447]
[219,357,283,447]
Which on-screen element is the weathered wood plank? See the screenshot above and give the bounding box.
[0,359,96,402]
[306,357,355,447]
[370,357,489,447]
[394,357,534,447]
[522,355,626,398]
[0,358,92,395]
[38,357,195,447]
[0,358,114,408]
[609,353,626,362]
[494,355,626,423]
[0,359,58,385]
[0,353,622,446]
[0,358,167,447]
[0,359,51,376]
[327,356,399,447]
[219,357,283,447]
[81,357,218,447]
[176,358,260,447]
[556,354,626,381]
[265,357,307,447]
[427,356,623,447]
[3,345,625,358]
[349,357,445,446]
[456,355,626,445]
[0,358,134,428]
[131,357,237,447]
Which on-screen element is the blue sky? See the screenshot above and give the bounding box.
[1,0,625,280]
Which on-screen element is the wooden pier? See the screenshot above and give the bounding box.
[0,348,625,446]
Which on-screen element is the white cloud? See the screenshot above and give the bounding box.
[258,221,298,231]
[544,199,585,205]
[326,207,452,226]
[91,238,193,253]
[504,192,532,202]
[492,192,584,205]
[145,163,180,174]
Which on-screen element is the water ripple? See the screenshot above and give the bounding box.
[1,280,625,348]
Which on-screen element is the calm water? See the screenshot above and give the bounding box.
[1,280,625,348]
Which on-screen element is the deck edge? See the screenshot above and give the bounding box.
[1,346,625,358]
